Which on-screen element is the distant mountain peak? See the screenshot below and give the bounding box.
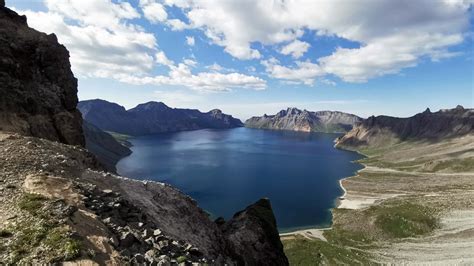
[133,101,169,111]
[78,99,243,135]
[246,108,361,133]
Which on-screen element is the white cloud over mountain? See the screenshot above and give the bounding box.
[164,0,471,83]
[13,0,473,90]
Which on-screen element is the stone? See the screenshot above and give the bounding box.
[133,253,145,263]
[145,249,156,262]
[153,228,162,236]
[143,228,154,239]
[119,232,137,248]
[109,235,119,247]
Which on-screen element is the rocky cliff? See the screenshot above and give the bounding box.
[336,105,474,149]
[0,3,287,265]
[0,2,83,146]
[245,107,362,133]
[78,99,243,136]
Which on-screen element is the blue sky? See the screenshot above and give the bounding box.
[9,0,474,120]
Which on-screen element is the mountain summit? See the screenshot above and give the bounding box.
[245,108,362,133]
[78,99,243,135]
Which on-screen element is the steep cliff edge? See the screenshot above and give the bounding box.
[79,99,243,136]
[0,2,83,146]
[336,106,474,149]
[82,121,132,173]
[0,3,287,264]
[246,108,362,133]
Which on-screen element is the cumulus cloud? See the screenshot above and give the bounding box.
[280,40,310,58]
[140,0,168,23]
[186,36,195,46]
[262,58,323,85]
[165,0,472,82]
[14,0,265,92]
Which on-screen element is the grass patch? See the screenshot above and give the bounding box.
[429,157,474,173]
[6,221,82,263]
[372,202,439,238]
[283,236,372,265]
[107,131,132,147]
[18,193,47,215]
[177,255,187,263]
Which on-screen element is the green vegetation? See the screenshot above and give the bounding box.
[283,236,372,265]
[372,202,439,238]
[18,193,47,215]
[177,255,188,263]
[3,193,83,264]
[429,157,474,173]
[107,131,132,147]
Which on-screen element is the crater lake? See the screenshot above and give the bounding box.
[116,127,364,232]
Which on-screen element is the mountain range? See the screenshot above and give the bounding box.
[336,105,474,149]
[245,107,362,133]
[78,99,243,136]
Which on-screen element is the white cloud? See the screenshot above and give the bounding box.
[186,36,195,46]
[140,0,168,23]
[262,58,323,85]
[280,40,310,58]
[14,0,265,92]
[165,0,471,81]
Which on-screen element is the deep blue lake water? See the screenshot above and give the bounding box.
[117,127,363,232]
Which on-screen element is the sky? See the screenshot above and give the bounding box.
[8,0,474,120]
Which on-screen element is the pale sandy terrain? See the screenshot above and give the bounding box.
[282,135,474,263]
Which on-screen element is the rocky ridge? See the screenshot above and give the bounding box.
[245,107,362,133]
[0,2,83,146]
[78,99,243,136]
[336,105,474,149]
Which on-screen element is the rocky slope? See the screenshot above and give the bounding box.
[245,108,362,133]
[82,121,131,173]
[0,3,288,265]
[336,105,474,149]
[0,2,83,146]
[79,99,243,136]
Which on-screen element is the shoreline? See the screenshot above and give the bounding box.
[279,145,366,237]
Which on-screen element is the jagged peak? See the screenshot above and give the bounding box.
[209,109,222,114]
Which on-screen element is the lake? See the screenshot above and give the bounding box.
[117,127,364,232]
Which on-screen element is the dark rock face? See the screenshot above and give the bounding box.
[336,106,474,148]
[78,99,243,136]
[222,198,289,266]
[82,121,131,173]
[0,5,84,146]
[245,107,362,133]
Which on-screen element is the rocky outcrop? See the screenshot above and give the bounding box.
[221,198,289,265]
[336,106,474,149]
[0,3,84,146]
[78,99,243,136]
[82,121,131,173]
[245,108,362,133]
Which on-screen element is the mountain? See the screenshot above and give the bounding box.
[78,99,243,136]
[245,107,362,133]
[0,1,83,146]
[82,121,131,173]
[336,105,474,149]
[0,4,287,264]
